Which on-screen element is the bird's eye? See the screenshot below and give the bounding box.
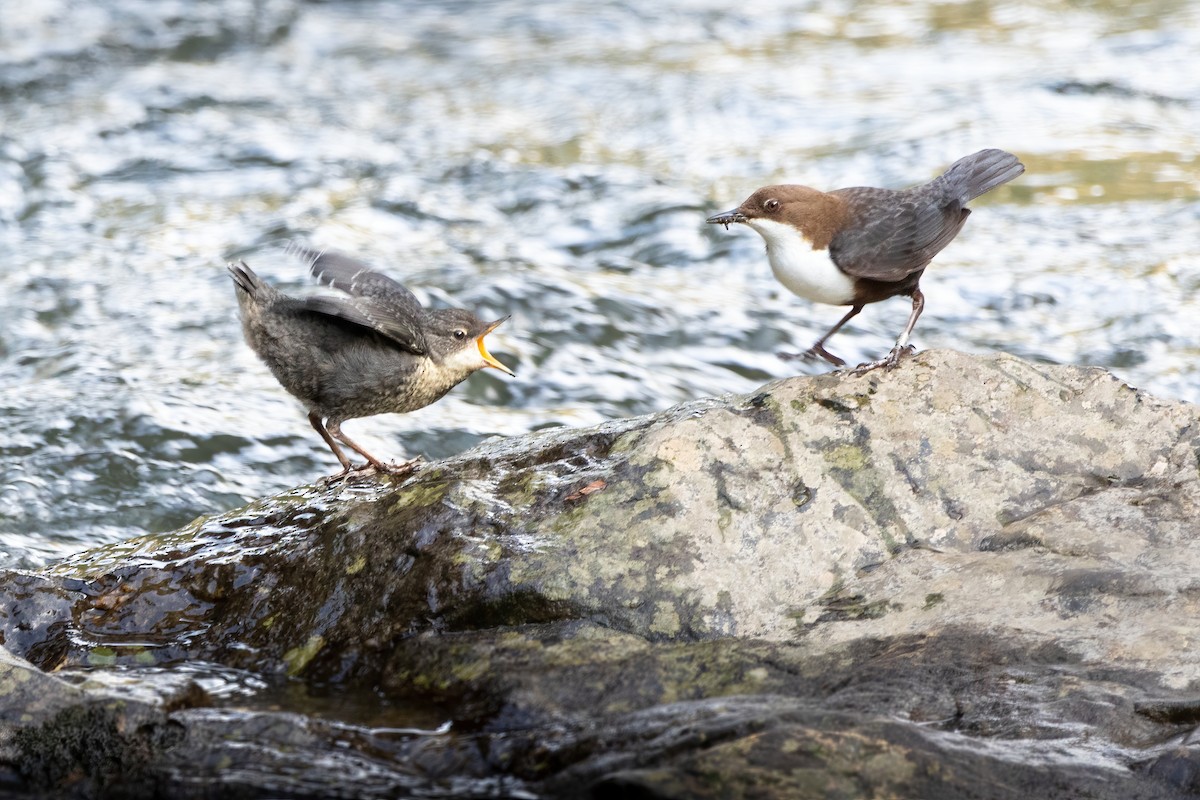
[453,329,468,340]
[764,198,780,212]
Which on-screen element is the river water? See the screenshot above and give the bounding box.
[1,0,1197,568]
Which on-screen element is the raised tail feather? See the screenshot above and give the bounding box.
[941,148,1025,204]
[227,261,269,298]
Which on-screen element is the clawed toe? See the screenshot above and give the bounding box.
[322,456,423,483]
[379,455,423,477]
[851,345,916,376]
[778,346,846,368]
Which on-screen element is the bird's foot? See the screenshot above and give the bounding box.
[778,345,846,368]
[322,456,424,484]
[851,345,916,376]
[377,455,424,477]
[320,465,359,485]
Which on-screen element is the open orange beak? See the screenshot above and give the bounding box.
[477,317,515,377]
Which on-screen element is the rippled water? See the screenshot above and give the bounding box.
[1,0,1197,568]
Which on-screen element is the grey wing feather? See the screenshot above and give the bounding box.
[829,149,1023,281]
[292,246,429,354]
[829,188,966,281]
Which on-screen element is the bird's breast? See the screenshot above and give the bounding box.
[317,352,455,419]
[386,357,464,411]
[749,219,857,306]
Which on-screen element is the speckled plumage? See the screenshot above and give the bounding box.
[229,250,513,475]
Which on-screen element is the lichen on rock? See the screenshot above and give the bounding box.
[3,351,1200,798]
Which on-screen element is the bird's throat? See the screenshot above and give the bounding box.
[749,219,857,306]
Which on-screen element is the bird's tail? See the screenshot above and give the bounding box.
[940,149,1025,204]
[227,260,273,300]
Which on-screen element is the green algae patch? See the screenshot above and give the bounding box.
[450,656,491,684]
[546,502,594,539]
[0,666,32,696]
[284,635,326,677]
[387,480,452,513]
[86,648,118,668]
[494,469,547,503]
[451,538,503,568]
[608,431,643,454]
[824,442,869,472]
[821,434,909,542]
[345,554,367,575]
[649,602,682,637]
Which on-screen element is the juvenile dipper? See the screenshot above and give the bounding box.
[229,248,514,476]
[707,149,1024,372]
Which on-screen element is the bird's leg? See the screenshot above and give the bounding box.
[779,305,862,368]
[327,421,420,477]
[890,287,925,353]
[308,412,354,474]
[852,289,924,375]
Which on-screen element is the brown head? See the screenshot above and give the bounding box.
[706,185,850,250]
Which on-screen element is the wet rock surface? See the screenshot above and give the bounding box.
[3,350,1200,798]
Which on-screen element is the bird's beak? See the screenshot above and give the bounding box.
[477,316,515,377]
[706,208,747,230]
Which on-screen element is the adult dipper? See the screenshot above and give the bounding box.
[228,247,514,476]
[707,149,1024,372]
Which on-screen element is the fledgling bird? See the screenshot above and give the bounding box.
[228,248,514,477]
[707,149,1025,373]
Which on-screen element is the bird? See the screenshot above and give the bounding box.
[707,149,1025,373]
[228,247,514,477]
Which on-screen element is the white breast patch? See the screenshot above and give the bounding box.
[746,218,856,306]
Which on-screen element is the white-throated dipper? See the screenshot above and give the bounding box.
[228,248,514,477]
[707,149,1024,372]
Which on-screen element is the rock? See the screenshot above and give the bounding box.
[2,350,1199,798]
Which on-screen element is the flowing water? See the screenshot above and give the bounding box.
[1,0,1198,568]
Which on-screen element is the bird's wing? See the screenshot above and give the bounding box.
[293,247,429,354]
[828,187,969,282]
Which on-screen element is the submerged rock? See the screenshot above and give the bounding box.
[2,350,1199,798]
